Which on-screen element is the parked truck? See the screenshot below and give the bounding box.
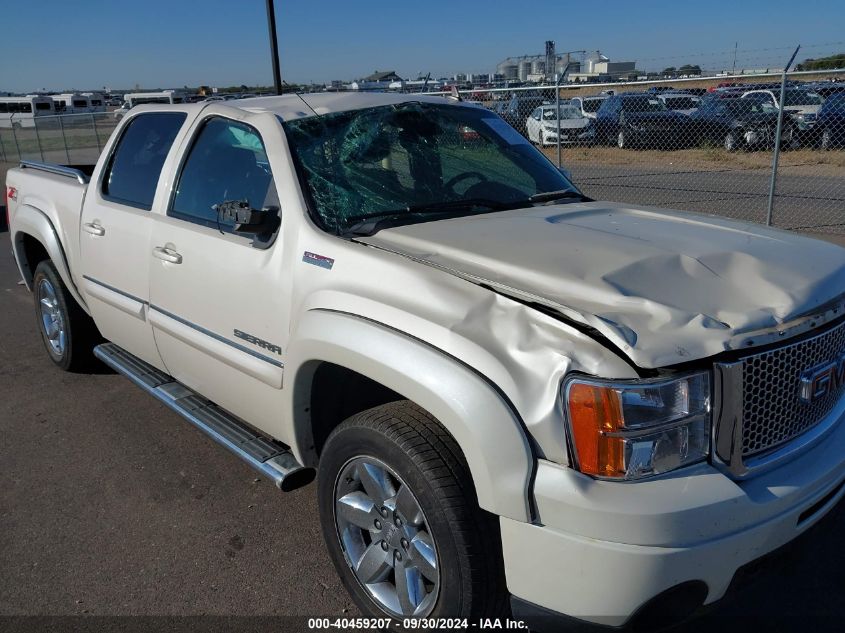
[5,93,845,630]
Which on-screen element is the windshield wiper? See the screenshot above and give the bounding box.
[341,198,516,236]
[406,197,515,214]
[528,189,592,203]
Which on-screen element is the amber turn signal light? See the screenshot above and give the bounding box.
[567,383,626,477]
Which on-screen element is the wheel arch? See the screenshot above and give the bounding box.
[11,204,89,313]
[285,309,535,523]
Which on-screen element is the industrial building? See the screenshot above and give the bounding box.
[496,41,580,82]
[496,46,637,83]
[567,51,638,82]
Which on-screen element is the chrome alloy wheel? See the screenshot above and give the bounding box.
[38,278,66,357]
[333,456,439,618]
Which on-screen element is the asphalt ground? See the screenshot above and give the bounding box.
[568,162,845,232]
[1,222,844,633]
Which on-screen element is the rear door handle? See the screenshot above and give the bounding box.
[82,222,105,236]
[152,246,182,264]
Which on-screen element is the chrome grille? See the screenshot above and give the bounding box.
[741,319,845,457]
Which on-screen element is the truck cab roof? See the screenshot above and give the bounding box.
[155,92,462,122]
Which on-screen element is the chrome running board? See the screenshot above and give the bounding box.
[94,343,314,491]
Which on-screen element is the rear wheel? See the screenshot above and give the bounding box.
[318,401,507,622]
[33,260,99,371]
[617,129,631,149]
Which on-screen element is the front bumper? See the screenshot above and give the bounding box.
[501,408,845,627]
[541,128,594,145]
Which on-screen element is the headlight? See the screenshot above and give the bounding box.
[564,372,710,480]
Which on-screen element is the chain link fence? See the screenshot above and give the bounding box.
[424,68,845,234]
[0,112,119,165]
[2,73,843,233]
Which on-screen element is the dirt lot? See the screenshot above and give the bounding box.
[543,146,845,178]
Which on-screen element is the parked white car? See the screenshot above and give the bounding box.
[526,104,594,145]
[567,95,608,119]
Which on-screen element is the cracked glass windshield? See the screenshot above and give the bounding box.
[283,102,581,235]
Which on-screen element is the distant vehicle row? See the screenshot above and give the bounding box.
[0,93,107,128]
[481,83,845,151]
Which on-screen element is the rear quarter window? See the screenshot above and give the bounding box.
[102,112,186,210]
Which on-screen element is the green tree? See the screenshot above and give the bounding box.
[678,64,702,75]
[795,54,845,71]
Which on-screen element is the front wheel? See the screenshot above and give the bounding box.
[33,260,99,371]
[317,401,507,622]
[617,129,630,149]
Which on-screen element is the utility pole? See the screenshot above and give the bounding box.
[265,0,283,95]
[732,42,738,75]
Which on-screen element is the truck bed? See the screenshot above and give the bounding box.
[6,161,90,291]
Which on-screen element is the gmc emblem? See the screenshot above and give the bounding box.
[799,352,845,403]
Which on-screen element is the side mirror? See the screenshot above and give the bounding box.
[214,200,280,236]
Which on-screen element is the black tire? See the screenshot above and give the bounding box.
[32,260,99,371]
[318,401,507,623]
[617,129,629,149]
[724,131,738,152]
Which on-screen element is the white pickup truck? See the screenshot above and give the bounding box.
[6,93,845,630]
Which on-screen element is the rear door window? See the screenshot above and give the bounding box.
[101,112,186,210]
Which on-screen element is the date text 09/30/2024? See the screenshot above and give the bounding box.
[307,618,528,630]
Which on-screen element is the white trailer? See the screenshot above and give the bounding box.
[115,91,186,118]
[81,92,107,112]
[0,95,55,128]
[50,93,94,114]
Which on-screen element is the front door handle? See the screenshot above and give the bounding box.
[152,246,182,264]
[82,222,105,236]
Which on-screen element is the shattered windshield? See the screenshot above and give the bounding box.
[283,102,579,235]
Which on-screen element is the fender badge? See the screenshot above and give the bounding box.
[303,251,334,270]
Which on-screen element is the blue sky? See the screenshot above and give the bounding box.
[1,0,843,92]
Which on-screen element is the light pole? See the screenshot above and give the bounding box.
[265,0,282,95]
[554,53,585,168]
[766,44,800,226]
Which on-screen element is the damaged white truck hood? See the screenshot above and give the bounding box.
[359,202,845,369]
